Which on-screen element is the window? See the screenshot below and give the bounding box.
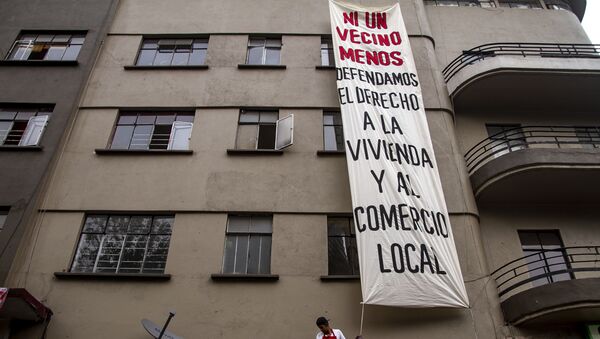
[0,208,8,231]
[424,0,496,7]
[0,106,52,146]
[323,111,344,151]
[545,0,572,11]
[486,124,526,157]
[136,38,208,66]
[498,0,542,8]
[321,37,335,66]
[222,215,272,274]
[246,37,281,65]
[110,112,194,150]
[328,216,359,275]
[518,230,572,286]
[7,32,85,61]
[71,214,174,274]
[575,127,600,149]
[235,110,294,150]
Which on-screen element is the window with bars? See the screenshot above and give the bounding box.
[518,230,572,286]
[498,0,542,8]
[321,37,335,66]
[246,37,282,65]
[328,216,359,276]
[0,208,8,232]
[7,32,85,61]
[0,106,52,146]
[222,215,272,275]
[71,214,174,274]
[323,111,344,151]
[575,127,600,149]
[136,38,208,66]
[110,112,194,151]
[424,0,496,7]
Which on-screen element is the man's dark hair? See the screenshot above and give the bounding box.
[316,317,329,326]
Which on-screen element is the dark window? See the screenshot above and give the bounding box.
[0,208,8,231]
[7,33,85,61]
[323,111,344,151]
[0,106,52,146]
[424,0,496,7]
[575,127,600,149]
[485,124,526,157]
[498,0,542,8]
[321,37,335,66]
[328,216,359,275]
[235,110,278,150]
[136,38,208,66]
[110,112,194,150]
[222,215,272,274]
[518,230,572,286]
[71,214,174,274]
[545,0,572,11]
[246,37,281,65]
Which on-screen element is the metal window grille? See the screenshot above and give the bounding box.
[136,38,208,66]
[7,33,85,61]
[246,37,282,65]
[517,230,573,286]
[0,106,53,146]
[222,215,272,274]
[110,112,194,150]
[71,215,174,274]
[327,216,359,275]
[323,111,344,151]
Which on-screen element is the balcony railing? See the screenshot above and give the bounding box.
[465,126,600,174]
[491,246,600,298]
[442,43,600,82]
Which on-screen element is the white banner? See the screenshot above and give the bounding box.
[328,1,469,308]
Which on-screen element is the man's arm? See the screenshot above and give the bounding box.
[336,329,346,339]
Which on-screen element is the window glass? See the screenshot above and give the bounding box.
[246,37,281,65]
[327,216,359,275]
[7,32,85,61]
[0,209,8,231]
[323,112,344,151]
[518,230,571,286]
[111,112,194,151]
[223,215,272,274]
[0,106,53,146]
[136,38,208,66]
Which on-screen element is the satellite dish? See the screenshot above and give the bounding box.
[141,319,183,339]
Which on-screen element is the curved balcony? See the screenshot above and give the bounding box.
[442,43,600,112]
[492,246,600,325]
[465,126,600,202]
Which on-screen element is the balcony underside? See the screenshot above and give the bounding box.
[501,278,600,325]
[448,56,600,113]
[471,148,600,203]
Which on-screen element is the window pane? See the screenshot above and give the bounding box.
[328,217,351,236]
[0,110,17,120]
[188,49,206,65]
[129,125,153,150]
[110,125,134,149]
[321,50,331,66]
[172,51,190,65]
[258,235,271,274]
[192,39,208,49]
[248,38,265,47]
[348,237,359,274]
[136,115,156,125]
[247,46,264,64]
[117,114,137,125]
[44,45,67,60]
[265,48,280,65]
[239,111,260,123]
[10,46,32,60]
[142,40,159,49]
[151,216,174,234]
[118,235,148,273]
[62,44,81,61]
[106,216,130,234]
[95,235,125,273]
[328,237,353,275]
[128,216,152,234]
[324,126,338,151]
[236,124,258,149]
[0,122,13,144]
[143,235,170,273]
[15,111,35,121]
[137,49,156,65]
[155,115,175,125]
[227,216,250,233]
[223,235,237,273]
[259,112,278,123]
[71,234,103,272]
[247,235,262,274]
[70,36,86,45]
[154,50,174,66]
[175,114,195,123]
[250,216,272,233]
[234,235,249,274]
[3,121,27,145]
[265,39,281,47]
[83,215,108,233]
[257,124,276,149]
[149,124,171,150]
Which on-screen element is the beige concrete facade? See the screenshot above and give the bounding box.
[5,0,600,338]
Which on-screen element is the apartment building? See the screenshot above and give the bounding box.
[1,0,599,338]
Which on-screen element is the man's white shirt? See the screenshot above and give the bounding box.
[316,329,346,339]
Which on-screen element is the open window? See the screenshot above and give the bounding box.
[110,112,194,151]
[235,110,294,150]
[0,106,52,146]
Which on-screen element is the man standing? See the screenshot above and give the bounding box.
[315,317,346,339]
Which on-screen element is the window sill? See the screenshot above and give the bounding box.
[316,65,336,70]
[54,272,171,281]
[0,145,43,152]
[227,149,283,155]
[95,149,193,155]
[320,275,360,281]
[316,150,345,156]
[124,65,209,70]
[0,60,78,66]
[211,273,279,281]
[237,64,287,70]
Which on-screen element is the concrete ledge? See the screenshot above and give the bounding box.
[210,273,279,281]
[95,149,193,155]
[237,64,286,69]
[124,65,208,70]
[0,146,43,152]
[315,65,335,70]
[54,272,171,281]
[316,150,345,156]
[226,149,283,155]
[501,277,600,325]
[320,275,359,281]
[0,60,78,66]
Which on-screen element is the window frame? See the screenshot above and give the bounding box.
[134,36,209,67]
[327,215,359,276]
[69,213,175,275]
[0,207,9,231]
[517,229,574,286]
[323,111,345,151]
[424,0,497,7]
[0,105,53,147]
[221,214,273,275]
[235,109,279,150]
[320,36,335,67]
[245,36,282,65]
[6,31,86,62]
